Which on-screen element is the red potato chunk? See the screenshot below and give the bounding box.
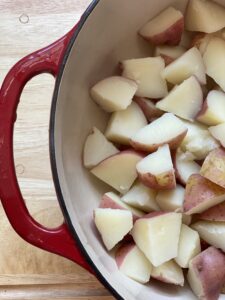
[187,247,225,300]
[139,7,184,45]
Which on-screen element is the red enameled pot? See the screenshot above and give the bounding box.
[1,0,221,299]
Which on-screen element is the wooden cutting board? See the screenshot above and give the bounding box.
[0,1,114,299]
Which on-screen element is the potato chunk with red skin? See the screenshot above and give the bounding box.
[184,174,225,215]
[139,7,184,45]
[187,247,225,300]
[200,148,225,189]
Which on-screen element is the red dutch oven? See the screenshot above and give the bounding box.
[0,0,214,299]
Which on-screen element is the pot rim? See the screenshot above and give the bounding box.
[49,1,123,299]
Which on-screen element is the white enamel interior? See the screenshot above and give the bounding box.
[53,0,225,299]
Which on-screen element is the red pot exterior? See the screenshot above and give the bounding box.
[0,26,92,273]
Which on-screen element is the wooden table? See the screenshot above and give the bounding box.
[0,1,113,299]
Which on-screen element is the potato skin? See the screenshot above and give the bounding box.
[140,18,184,46]
[134,97,164,122]
[115,243,135,268]
[196,98,211,125]
[198,202,225,222]
[188,246,225,300]
[138,170,176,190]
[151,260,184,286]
[173,150,186,186]
[130,130,187,152]
[100,194,123,210]
[184,174,225,214]
[99,194,142,222]
[200,148,225,188]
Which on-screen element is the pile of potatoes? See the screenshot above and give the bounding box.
[83,0,225,299]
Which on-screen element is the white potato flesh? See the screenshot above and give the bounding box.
[139,7,183,41]
[131,212,182,266]
[152,260,184,286]
[187,247,225,300]
[198,90,225,126]
[162,47,206,84]
[203,37,225,92]
[209,123,225,147]
[91,76,137,112]
[116,245,152,284]
[121,181,159,213]
[156,184,185,211]
[100,192,144,218]
[156,77,203,121]
[175,224,201,268]
[192,221,225,252]
[187,263,204,299]
[105,102,147,145]
[180,120,219,160]
[83,127,119,169]
[91,151,143,194]
[185,0,225,33]
[131,113,187,151]
[94,208,133,250]
[154,45,186,60]
[175,149,201,184]
[136,144,173,175]
[122,57,168,99]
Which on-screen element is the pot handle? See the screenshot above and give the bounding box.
[0,27,92,273]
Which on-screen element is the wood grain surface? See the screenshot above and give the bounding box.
[0,0,113,299]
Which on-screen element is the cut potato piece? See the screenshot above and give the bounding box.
[191,30,225,55]
[94,208,133,250]
[151,260,184,286]
[134,97,163,122]
[154,45,186,65]
[184,174,225,215]
[209,123,225,148]
[200,148,225,189]
[131,212,182,266]
[91,150,143,194]
[175,224,201,268]
[162,47,206,85]
[90,76,137,112]
[174,149,200,185]
[131,113,187,152]
[197,90,225,126]
[99,192,144,221]
[122,57,168,99]
[83,127,119,169]
[203,37,225,92]
[156,184,185,212]
[185,0,225,33]
[156,77,203,121]
[105,102,147,145]
[136,144,176,190]
[116,243,152,284]
[139,7,184,45]
[198,202,225,222]
[183,135,219,161]
[180,120,219,160]
[121,181,159,213]
[192,221,225,252]
[180,120,207,146]
[187,247,225,300]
